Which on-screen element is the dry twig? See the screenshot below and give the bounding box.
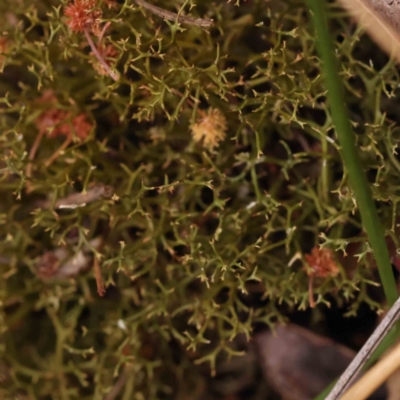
[337,0,400,64]
[36,237,103,280]
[134,0,214,27]
[64,1,120,80]
[84,28,120,81]
[94,255,106,297]
[40,184,114,209]
[340,341,400,400]
[326,296,400,400]
[104,369,129,400]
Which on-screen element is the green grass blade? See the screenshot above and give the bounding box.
[307,1,399,398]
[306,0,398,305]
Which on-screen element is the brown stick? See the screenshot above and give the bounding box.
[26,129,45,178]
[44,134,72,167]
[104,369,129,400]
[337,0,400,65]
[308,275,315,308]
[340,341,400,400]
[98,22,111,45]
[134,0,214,27]
[84,28,119,81]
[94,256,106,297]
[326,296,400,400]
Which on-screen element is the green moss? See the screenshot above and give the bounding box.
[1,0,400,398]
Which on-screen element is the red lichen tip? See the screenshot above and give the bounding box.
[71,113,93,140]
[305,247,339,278]
[35,92,92,141]
[0,37,8,64]
[305,246,339,308]
[64,0,102,35]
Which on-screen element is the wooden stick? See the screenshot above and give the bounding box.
[84,28,119,81]
[98,22,111,45]
[94,255,106,297]
[104,369,129,400]
[134,0,214,27]
[337,0,400,64]
[340,341,400,400]
[308,274,315,308]
[26,129,45,178]
[326,296,400,400]
[44,134,72,167]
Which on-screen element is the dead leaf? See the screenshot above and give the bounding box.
[255,324,387,400]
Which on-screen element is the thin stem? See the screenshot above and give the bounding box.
[84,28,119,81]
[104,369,129,400]
[26,129,45,177]
[307,0,397,305]
[94,256,106,297]
[326,296,400,400]
[98,22,111,45]
[25,129,46,193]
[308,275,315,308]
[341,341,400,399]
[134,0,214,27]
[44,135,72,167]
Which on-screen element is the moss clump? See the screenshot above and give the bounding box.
[1,0,400,398]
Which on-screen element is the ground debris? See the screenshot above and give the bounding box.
[35,237,102,280]
[255,324,387,400]
[40,184,114,209]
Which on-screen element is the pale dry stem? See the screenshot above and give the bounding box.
[44,135,72,167]
[94,255,106,296]
[134,0,214,27]
[84,28,119,81]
